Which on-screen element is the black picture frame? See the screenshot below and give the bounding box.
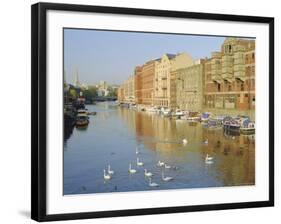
[31,2,274,222]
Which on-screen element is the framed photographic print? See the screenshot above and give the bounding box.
[31,2,274,222]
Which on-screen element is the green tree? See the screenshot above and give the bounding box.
[69,88,77,99]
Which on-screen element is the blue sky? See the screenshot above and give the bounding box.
[64,29,226,85]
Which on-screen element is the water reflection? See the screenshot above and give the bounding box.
[64,102,255,195]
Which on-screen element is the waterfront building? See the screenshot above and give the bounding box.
[204,38,255,119]
[135,60,157,106]
[123,75,135,103]
[117,86,124,102]
[95,80,109,96]
[175,59,205,111]
[153,53,194,108]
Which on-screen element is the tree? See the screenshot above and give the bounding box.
[69,88,78,99]
[82,86,98,100]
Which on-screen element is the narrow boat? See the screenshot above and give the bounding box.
[173,109,185,117]
[240,119,255,134]
[77,109,88,115]
[222,116,240,132]
[186,111,201,122]
[76,114,89,126]
[201,112,211,122]
[207,115,225,129]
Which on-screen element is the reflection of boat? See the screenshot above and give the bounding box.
[147,107,158,113]
[87,111,97,115]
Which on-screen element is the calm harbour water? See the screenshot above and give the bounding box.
[63,102,255,195]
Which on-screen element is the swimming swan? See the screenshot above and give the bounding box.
[137,157,144,166]
[157,161,165,167]
[103,169,111,180]
[129,163,137,174]
[182,139,188,145]
[162,171,173,182]
[164,164,171,169]
[148,178,159,187]
[205,154,214,164]
[144,169,153,177]
[108,165,114,175]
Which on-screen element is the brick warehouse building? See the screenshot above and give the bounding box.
[204,38,255,119]
[134,60,156,106]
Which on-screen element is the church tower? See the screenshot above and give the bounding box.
[73,68,81,87]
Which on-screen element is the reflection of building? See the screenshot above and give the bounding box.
[153,53,194,108]
[204,38,255,117]
[175,59,204,111]
[135,60,156,106]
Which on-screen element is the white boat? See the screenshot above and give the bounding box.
[173,109,185,117]
[240,120,255,134]
[161,107,171,116]
[147,107,158,113]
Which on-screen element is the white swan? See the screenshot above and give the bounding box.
[205,154,213,161]
[144,169,153,177]
[162,171,173,182]
[128,163,137,174]
[164,164,171,169]
[204,139,208,144]
[157,161,165,167]
[182,139,188,145]
[137,157,144,166]
[103,169,111,180]
[148,178,159,187]
[108,165,114,175]
[205,154,213,164]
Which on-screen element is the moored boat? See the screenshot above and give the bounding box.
[201,112,211,122]
[174,109,185,117]
[76,114,89,126]
[223,116,240,132]
[186,111,201,122]
[160,107,172,117]
[240,119,255,134]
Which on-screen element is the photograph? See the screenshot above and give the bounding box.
[63,29,256,195]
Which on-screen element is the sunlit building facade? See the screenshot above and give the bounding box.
[204,38,255,118]
[135,60,156,106]
[175,59,204,111]
[123,75,135,103]
[153,53,194,108]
